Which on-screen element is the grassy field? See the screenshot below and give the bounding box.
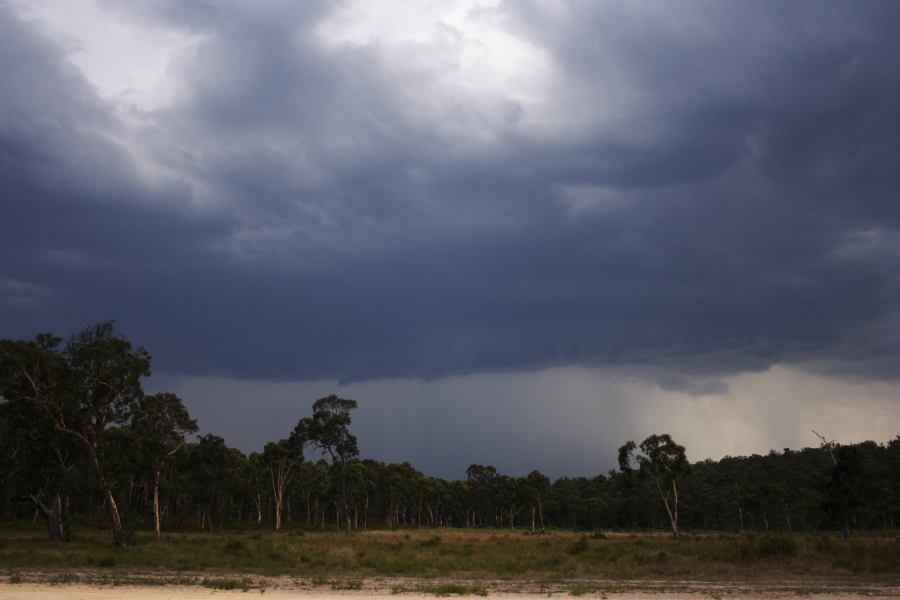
[1,523,899,590]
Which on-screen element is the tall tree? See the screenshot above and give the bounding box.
[246,452,268,525]
[0,386,81,541]
[619,434,690,538]
[131,392,197,538]
[0,323,150,546]
[260,439,300,531]
[524,470,550,533]
[292,395,359,535]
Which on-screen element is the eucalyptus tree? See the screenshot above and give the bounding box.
[247,452,267,525]
[354,460,380,528]
[260,438,301,531]
[451,479,473,528]
[292,395,359,534]
[100,426,143,521]
[383,461,419,527]
[131,392,197,537]
[1,335,70,540]
[814,431,865,539]
[825,445,866,540]
[189,435,246,532]
[549,476,583,530]
[344,460,377,529]
[494,475,523,529]
[423,476,450,527]
[523,470,550,533]
[307,459,332,527]
[466,464,497,527]
[0,323,150,546]
[619,434,690,538]
[0,397,80,540]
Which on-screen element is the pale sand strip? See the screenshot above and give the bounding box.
[2,585,899,600]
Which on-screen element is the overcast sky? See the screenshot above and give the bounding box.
[2,0,898,479]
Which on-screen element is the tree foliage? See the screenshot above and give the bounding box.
[2,325,899,540]
[0,322,150,546]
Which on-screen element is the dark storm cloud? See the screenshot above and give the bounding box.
[2,0,899,389]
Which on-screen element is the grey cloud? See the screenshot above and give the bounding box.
[1,0,899,393]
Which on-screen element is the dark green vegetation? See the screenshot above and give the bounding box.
[1,323,899,554]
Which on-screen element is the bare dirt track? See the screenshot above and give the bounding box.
[2,580,900,600]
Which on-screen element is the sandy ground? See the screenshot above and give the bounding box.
[2,583,899,600]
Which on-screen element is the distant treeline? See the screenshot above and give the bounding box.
[1,323,898,546]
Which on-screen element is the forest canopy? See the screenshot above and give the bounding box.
[1,324,898,546]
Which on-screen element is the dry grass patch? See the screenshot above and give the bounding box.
[1,523,898,584]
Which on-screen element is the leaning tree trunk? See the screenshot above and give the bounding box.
[655,478,679,539]
[86,441,126,546]
[102,484,126,546]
